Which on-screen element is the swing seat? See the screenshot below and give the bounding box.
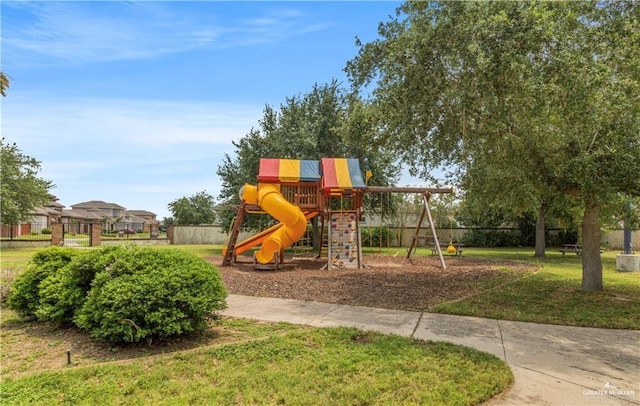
[446,243,457,254]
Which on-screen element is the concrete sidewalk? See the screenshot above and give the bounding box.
[221,294,639,406]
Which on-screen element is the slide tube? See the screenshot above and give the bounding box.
[241,184,308,264]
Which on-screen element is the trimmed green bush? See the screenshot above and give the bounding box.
[35,246,124,324]
[74,247,227,344]
[6,247,78,318]
[41,227,52,234]
[7,246,227,345]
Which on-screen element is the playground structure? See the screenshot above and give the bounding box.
[222,158,453,270]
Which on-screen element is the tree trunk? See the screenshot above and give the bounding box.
[581,200,603,291]
[534,204,546,257]
[311,215,321,254]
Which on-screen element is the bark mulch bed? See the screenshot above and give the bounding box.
[213,253,536,312]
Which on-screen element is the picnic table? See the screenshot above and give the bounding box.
[559,244,582,256]
[559,244,603,256]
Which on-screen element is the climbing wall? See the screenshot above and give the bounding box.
[328,210,361,269]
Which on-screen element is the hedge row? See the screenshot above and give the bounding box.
[7,245,227,344]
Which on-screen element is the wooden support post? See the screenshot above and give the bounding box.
[407,193,428,259]
[315,212,326,260]
[221,205,245,266]
[406,192,446,269]
[423,193,446,270]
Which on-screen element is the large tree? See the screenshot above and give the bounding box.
[346,1,640,291]
[167,191,217,225]
[1,139,54,225]
[217,80,400,235]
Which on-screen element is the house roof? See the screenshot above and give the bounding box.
[28,197,64,217]
[61,209,103,220]
[47,201,64,209]
[126,210,157,217]
[71,200,126,210]
[30,207,60,216]
[126,214,147,223]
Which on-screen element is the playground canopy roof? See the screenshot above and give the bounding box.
[321,158,366,192]
[258,159,321,183]
[257,157,367,194]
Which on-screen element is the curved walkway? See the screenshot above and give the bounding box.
[221,294,640,406]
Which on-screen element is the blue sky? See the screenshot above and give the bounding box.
[2,1,415,220]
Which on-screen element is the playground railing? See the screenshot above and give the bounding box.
[280,183,322,210]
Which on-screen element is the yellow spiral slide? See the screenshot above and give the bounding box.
[240,184,308,264]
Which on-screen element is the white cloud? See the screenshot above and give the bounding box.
[3,2,331,67]
[3,94,261,218]
[4,94,262,152]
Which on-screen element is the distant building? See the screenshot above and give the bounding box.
[2,197,158,238]
[30,196,64,227]
[68,201,158,233]
[125,210,159,232]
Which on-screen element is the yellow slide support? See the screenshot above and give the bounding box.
[241,184,308,264]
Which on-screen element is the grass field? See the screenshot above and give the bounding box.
[0,319,512,405]
[428,248,640,329]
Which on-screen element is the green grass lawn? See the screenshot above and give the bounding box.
[429,248,640,329]
[0,319,512,406]
[1,247,44,302]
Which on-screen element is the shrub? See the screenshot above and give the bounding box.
[41,228,52,235]
[6,247,78,318]
[461,229,521,247]
[74,247,227,344]
[7,246,227,344]
[361,226,394,248]
[35,246,124,324]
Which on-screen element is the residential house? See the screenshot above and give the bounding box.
[69,200,127,232]
[30,196,64,228]
[60,208,103,234]
[2,197,159,238]
[68,201,158,234]
[125,210,159,233]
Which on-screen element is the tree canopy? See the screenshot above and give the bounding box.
[167,191,217,225]
[346,1,640,291]
[217,80,400,231]
[1,139,54,225]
